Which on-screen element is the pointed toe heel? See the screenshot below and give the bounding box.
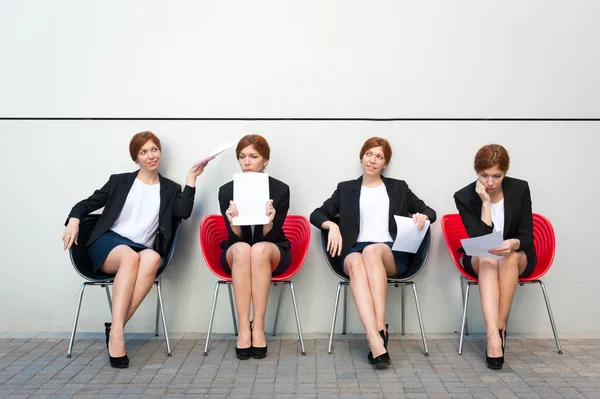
[109,354,129,368]
[251,345,267,359]
[486,351,504,370]
[236,346,252,360]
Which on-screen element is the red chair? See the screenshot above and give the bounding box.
[200,214,310,356]
[440,213,562,355]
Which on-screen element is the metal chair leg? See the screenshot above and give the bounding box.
[539,280,563,354]
[227,283,238,336]
[156,279,172,356]
[67,283,87,358]
[460,276,469,335]
[154,280,160,337]
[328,282,343,354]
[342,283,348,334]
[401,284,406,335]
[272,283,285,336]
[288,282,306,355]
[203,282,221,356]
[411,283,429,356]
[104,285,112,314]
[459,282,471,355]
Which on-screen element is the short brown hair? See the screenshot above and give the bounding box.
[359,137,392,164]
[129,131,161,162]
[236,134,270,160]
[474,144,510,173]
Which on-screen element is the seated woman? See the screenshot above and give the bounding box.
[63,131,208,368]
[218,134,291,360]
[310,137,436,369]
[454,144,536,370]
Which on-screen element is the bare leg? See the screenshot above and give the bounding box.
[124,250,162,323]
[360,244,398,331]
[249,242,280,347]
[100,246,141,357]
[227,243,252,349]
[471,256,502,358]
[344,253,386,358]
[497,251,528,331]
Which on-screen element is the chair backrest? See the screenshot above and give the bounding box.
[318,217,432,282]
[156,220,181,278]
[69,214,113,281]
[273,215,311,281]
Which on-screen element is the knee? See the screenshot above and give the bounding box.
[498,252,520,268]
[141,251,161,275]
[478,257,498,269]
[361,245,382,260]
[251,242,271,262]
[346,258,365,277]
[122,251,141,268]
[230,243,251,260]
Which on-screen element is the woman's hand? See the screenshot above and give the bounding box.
[476,180,491,203]
[327,223,343,257]
[488,239,519,257]
[62,218,80,250]
[412,212,429,230]
[225,201,239,224]
[265,199,276,224]
[186,158,212,187]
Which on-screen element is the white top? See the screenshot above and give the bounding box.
[111,179,161,247]
[490,198,505,234]
[356,184,394,243]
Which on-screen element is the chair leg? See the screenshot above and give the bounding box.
[410,283,429,356]
[538,280,563,354]
[328,282,344,354]
[104,285,112,314]
[203,282,221,356]
[401,284,406,335]
[272,283,285,336]
[156,279,172,356]
[460,276,469,335]
[342,283,348,335]
[459,282,471,355]
[227,283,238,336]
[288,282,306,355]
[154,281,160,337]
[67,283,87,358]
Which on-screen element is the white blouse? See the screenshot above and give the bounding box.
[356,184,394,243]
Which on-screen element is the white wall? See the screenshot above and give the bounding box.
[0,121,598,335]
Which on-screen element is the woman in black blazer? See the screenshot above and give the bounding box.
[454,144,536,370]
[63,131,207,368]
[218,134,290,360]
[310,137,436,369]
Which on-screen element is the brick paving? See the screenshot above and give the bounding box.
[0,333,599,398]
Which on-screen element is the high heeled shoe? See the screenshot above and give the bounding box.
[368,324,389,362]
[236,321,252,360]
[250,321,267,359]
[105,322,129,368]
[499,328,506,354]
[367,329,390,369]
[486,351,504,370]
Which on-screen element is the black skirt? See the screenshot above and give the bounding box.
[88,230,149,273]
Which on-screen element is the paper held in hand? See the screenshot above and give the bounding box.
[192,140,237,169]
[459,230,504,260]
[232,172,270,226]
[391,215,430,253]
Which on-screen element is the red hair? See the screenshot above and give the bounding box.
[236,134,270,160]
[474,144,510,173]
[359,137,392,164]
[129,131,161,162]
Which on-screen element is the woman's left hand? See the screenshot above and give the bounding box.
[412,212,429,230]
[265,199,276,224]
[489,239,518,257]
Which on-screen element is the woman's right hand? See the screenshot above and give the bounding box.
[225,200,239,224]
[475,180,491,203]
[327,223,343,257]
[63,218,80,250]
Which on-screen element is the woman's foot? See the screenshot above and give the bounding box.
[486,329,503,358]
[236,321,252,360]
[367,330,390,369]
[108,327,127,358]
[106,324,128,368]
[251,321,267,359]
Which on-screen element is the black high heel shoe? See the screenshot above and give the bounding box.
[105,322,129,369]
[486,331,504,370]
[367,324,389,363]
[250,321,267,359]
[368,329,390,369]
[236,321,252,360]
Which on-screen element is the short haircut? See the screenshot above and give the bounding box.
[474,144,510,173]
[359,137,392,164]
[236,134,270,160]
[129,131,161,162]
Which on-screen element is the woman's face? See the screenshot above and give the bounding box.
[238,144,267,172]
[361,146,387,176]
[477,165,506,194]
[136,140,161,172]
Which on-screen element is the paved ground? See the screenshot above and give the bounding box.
[0,332,599,398]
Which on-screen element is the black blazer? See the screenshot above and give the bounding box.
[310,175,436,256]
[218,176,290,252]
[66,170,195,257]
[453,176,536,266]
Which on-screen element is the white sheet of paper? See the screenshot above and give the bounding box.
[460,230,504,260]
[391,215,430,253]
[232,172,270,226]
[192,140,237,169]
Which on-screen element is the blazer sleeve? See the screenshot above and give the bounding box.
[65,176,112,225]
[264,184,290,242]
[172,185,196,219]
[514,182,534,251]
[218,184,244,244]
[454,191,494,238]
[310,184,341,229]
[406,186,437,223]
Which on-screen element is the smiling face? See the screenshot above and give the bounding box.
[477,165,505,194]
[361,146,387,176]
[136,140,161,172]
[238,144,267,172]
